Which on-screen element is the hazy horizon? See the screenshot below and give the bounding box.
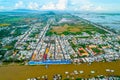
[0,0,120,12]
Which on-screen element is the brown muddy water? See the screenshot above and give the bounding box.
[0,61,120,80]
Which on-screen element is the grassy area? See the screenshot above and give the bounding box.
[79,50,85,53]
[118,40,120,44]
[51,26,68,34]
[2,45,13,50]
[50,24,82,35]
[0,61,120,80]
[48,21,108,36]
[91,48,102,53]
[0,23,10,27]
[75,36,91,38]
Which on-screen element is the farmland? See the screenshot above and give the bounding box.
[48,18,108,36]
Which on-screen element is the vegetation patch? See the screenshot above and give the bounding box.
[0,23,10,27]
[47,19,108,36]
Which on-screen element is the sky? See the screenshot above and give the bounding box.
[0,0,120,12]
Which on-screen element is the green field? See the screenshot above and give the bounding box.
[0,23,10,27]
[46,19,108,36]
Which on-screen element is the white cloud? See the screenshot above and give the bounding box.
[41,0,67,10]
[80,3,93,11]
[12,0,105,11]
[80,4,105,11]
[15,1,40,10]
[28,2,39,10]
[41,2,56,10]
[0,6,4,10]
[56,0,67,10]
[70,0,106,11]
[15,1,23,9]
[70,0,90,5]
[94,6,105,11]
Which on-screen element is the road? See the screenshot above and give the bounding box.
[74,14,116,35]
[30,19,52,60]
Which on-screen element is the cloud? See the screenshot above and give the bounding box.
[28,2,39,10]
[0,6,4,10]
[12,0,105,11]
[15,1,23,9]
[41,0,67,10]
[56,0,67,10]
[80,4,105,11]
[41,2,56,10]
[70,0,106,11]
[94,6,105,11]
[80,3,93,11]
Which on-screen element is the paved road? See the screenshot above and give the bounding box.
[30,19,52,60]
